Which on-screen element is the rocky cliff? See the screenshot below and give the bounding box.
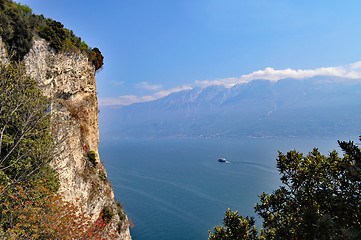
[1,37,131,239]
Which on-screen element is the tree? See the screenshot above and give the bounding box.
[209,137,361,240]
[0,61,56,196]
[0,0,33,61]
[209,209,259,240]
[38,19,67,52]
[0,61,57,234]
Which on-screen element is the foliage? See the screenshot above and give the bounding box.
[116,201,125,222]
[79,41,89,52]
[209,209,259,240]
[209,137,361,240]
[0,183,117,239]
[91,47,104,71]
[116,201,125,232]
[0,61,57,234]
[0,62,56,195]
[0,0,33,61]
[15,2,32,15]
[87,150,97,167]
[101,206,114,222]
[0,0,104,69]
[98,170,107,182]
[35,16,82,53]
[37,18,67,52]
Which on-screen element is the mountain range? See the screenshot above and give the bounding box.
[100,76,361,139]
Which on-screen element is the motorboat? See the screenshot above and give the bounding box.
[218,158,227,163]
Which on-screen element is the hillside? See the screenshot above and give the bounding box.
[100,77,361,139]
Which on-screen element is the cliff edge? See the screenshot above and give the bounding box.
[0,36,131,239]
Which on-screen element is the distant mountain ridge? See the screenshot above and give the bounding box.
[100,76,361,139]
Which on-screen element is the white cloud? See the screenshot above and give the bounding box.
[99,95,140,106]
[195,77,245,87]
[136,81,163,90]
[239,66,350,82]
[152,85,193,98]
[195,63,361,88]
[350,61,361,69]
[99,85,192,107]
[100,61,361,107]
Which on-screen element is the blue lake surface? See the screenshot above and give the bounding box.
[99,137,345,240]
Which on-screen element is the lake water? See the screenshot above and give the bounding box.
[99,137,347,240]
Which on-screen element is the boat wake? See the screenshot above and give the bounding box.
[219,160,277,173]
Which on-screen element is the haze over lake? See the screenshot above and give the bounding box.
[99,137,346,240]
[101,77,361,140]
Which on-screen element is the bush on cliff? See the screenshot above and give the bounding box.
[91,47,104,71]
[1,182,118,239]
[87,150,98,167]
[209,137,361,239]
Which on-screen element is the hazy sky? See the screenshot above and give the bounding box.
[16,0,361,106]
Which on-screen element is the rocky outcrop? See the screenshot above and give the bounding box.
[16,37,131,239]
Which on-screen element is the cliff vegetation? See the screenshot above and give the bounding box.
[0,0,103,70]
[0,62,117,238]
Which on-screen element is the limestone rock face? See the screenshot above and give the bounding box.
[0,38,8,64]
[20,38,131,239]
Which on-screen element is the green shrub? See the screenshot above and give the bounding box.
[86,151,97,167]
[116,201,125,232]
[38,19,66,52]
[101,206,114,222]
[116,201,125,220]
[91,48,104,71]
[98,170,107,182]
[79,41,89,51]
[16,3,32,15]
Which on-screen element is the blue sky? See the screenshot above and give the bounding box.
[16,0,361,106]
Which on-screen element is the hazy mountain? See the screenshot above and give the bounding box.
[100,77,361,139]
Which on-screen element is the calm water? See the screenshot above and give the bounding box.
[99,137,345,240]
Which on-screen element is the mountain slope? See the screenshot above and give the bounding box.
[100,77,361,139]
